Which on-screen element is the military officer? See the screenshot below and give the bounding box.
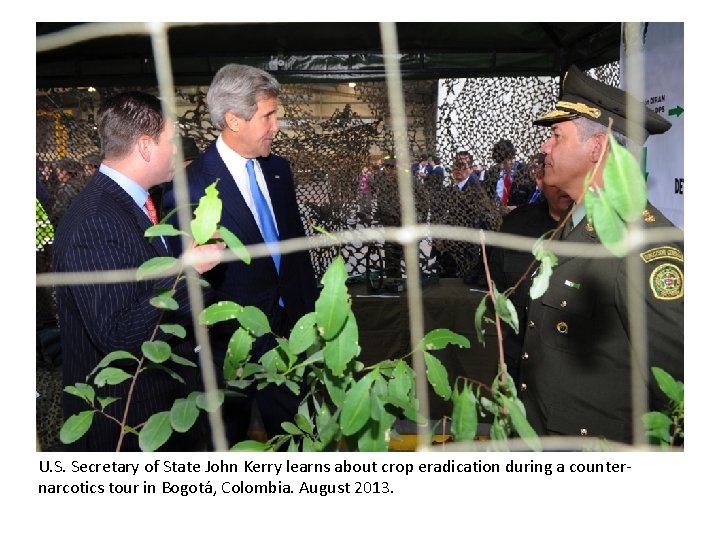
[519,65,684,445]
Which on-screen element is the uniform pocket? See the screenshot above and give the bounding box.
[539,284,596,355]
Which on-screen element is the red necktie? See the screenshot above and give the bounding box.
[144,195,159,225]
[502,172,511,205]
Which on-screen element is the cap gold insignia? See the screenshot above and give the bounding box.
[649,263,683,300]
[640,246,684,264]
[556,100,602,119]
[540,109,576,120]
[642,209,656,223]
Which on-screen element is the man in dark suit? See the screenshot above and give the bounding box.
[54,91,226,451]
[164,64,318,445]
[489,152,573,383]
[519,65,683,444]
[450,151,480,191]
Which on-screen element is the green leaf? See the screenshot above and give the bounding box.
[451,384,478,441]
[260,348,287,374]
[185,274,210,288]
[529,255,554,300]
[275,338,298,370]
[224,327,253,380]
[402,398,426,425]
[150,290,179,311]
[195,390,225,412]
[145,364,186,384]
[316,402,340,447]
[139,411,173,451]
[642,411,674,444]
[424,352,452,400]
[199,301,241,325]
[286,437,300,452]
[59,410,95,444]
[502,396,541,451]
[142,340,172,363]
[241,363,264,379]
[494,285,519,334]
[489,419,510,450]
[145,223,184,238]
[651,366,684,404]
[586,187,628,257]
[169,353,196,367]
[89,350,138,377]
[603,135,647,223]
[191,181,222,245]
[315,257,350,341]
[340,371,375,436]
[97,396,119,410]
[301,436,317,452]
[421,328,471,351]
[480,396,499,416]
[160,324,186,339]
[294,412,314,435]
[170,398,200,433]
[282,421,303,436]
[323,370,349,408]
[136,257,180,280]
[324,311,360,377]
[231,440,271,451]
[94,367,132,387]
[226,379,253,391]
[236,305,272,337]
[387,361,414,403]
[64,383,95,405]
[357,411,394,452]
[289,312,318,355]
[474,295,488,346]
[218,226,251,264]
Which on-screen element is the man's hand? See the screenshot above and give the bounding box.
[183,232,226,274]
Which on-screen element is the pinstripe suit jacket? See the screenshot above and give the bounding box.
[54,172,204,451]
[164,143,318,367]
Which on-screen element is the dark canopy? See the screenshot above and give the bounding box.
[37,22,620,88]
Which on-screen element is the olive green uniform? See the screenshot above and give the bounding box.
[519,203,684,443]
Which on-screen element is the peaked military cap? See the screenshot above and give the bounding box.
[534,64,672,142]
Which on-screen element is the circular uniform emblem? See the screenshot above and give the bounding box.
[649,263,684,300]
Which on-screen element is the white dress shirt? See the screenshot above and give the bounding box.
[216,134,279,232]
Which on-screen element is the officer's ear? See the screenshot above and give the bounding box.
[589,132,607,163]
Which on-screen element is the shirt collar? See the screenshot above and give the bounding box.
[217,133,253,169]
[99,163,148,208]
[572,201,586,229]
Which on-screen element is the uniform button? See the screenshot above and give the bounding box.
[528,320,535,329]
[560,300,567,308]
[580,428,588,436]
[521,352,529,360]
[520,383,527,392]
[556,321,569,334]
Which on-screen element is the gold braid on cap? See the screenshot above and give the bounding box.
[557,101,602,119]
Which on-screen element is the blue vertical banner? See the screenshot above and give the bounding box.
[621,22,684,229]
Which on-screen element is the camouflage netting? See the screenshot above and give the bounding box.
[35,64,619,284]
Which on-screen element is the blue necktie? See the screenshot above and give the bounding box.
[246,159,281,274]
